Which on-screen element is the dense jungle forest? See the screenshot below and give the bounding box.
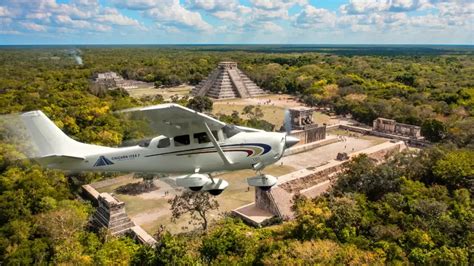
[0,46,472,264]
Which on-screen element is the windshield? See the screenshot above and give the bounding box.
[223,125,243,138]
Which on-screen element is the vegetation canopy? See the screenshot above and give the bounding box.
[0,46,472,264]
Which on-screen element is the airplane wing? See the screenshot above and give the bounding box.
[235,125,264,132]
[119,103,226,137]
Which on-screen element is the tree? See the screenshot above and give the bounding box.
[94,237,140,265]
[168,191,219,231]
[395,73,416,87]
[134,172,156,189]
[242,105,264,120]
[433,150,474,190]
[333,154,403,200]
[186,96,213,113]
[421,119,446,142]
[199,219,260,264]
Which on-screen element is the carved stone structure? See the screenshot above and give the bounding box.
[373,118,421,139]
[93,72,150,90]
[289,107,314,130]
[287,107,326,145]
[92,193,135,236]
[192,61,265,99]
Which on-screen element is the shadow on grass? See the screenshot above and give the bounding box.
[115,182,160,195]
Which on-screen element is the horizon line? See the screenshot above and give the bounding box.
[1,43,473,46]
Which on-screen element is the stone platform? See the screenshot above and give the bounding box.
[232,141,407,226]
[82,186,157,246]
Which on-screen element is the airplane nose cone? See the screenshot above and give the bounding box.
[285,135,299,148]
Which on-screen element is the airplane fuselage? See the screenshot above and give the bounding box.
[54,131,286,174]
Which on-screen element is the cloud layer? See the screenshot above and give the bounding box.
[0,0,472,44]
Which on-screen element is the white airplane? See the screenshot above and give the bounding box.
[21,104,299,195]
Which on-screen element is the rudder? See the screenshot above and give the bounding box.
[21,111,79,157]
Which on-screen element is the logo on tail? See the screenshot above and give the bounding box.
[93,156,114,167]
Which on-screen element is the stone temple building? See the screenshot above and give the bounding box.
[287,107,326,145]
[192,61,265,99]
[92,193,135,236]
[373,118,421,139]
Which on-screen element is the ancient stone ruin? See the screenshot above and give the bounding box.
[192,61,265,99]
[92,193,135,236]
[93,71,150,90]
[373,117,421,139]
[287,107,326,145]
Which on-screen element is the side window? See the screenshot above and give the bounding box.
[212,130,219,141]
[139,139,151,147]
[193,131,219,144]
[157,138,170,148]
[174,135,190,146]
[194,132,210,144]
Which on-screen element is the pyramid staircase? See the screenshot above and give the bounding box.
[192,61,265,99]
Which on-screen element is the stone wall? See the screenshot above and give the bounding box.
[279,141,406,194]
[279,160,343,194]
[290,125,326,145]
[373,117,421,139]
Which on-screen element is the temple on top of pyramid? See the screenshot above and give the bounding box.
[192,61,266,99]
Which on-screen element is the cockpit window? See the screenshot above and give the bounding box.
[223,125,242,138]
[157,138,170,148]
[194,131,218,144]
[194,132,210,144]
[174,135,190,146]
[138,139,151,147]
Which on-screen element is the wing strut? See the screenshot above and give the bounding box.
[203,122,234,166]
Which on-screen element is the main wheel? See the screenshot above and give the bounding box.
[189,186,203,191]
[259,186,272,191]
[208,189,223,196]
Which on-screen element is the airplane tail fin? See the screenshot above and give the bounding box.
[21,110,112,159]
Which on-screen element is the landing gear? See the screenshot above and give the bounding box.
[208,189,224,196]
[202,176,229,196]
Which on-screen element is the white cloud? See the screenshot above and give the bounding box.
[249,0,307,10]
[293,5,336,29]
[145,0,211,31]
[96,8,140,26]
[186,0,239,11]
[0,0,142,35]
[0,6,9,17]
[20,22,47,32]
[212,10,239,20]
[340,0,425,14]
[112,0,158,10]
[244,21,284,33]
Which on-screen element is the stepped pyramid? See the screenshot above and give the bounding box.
[192,61,265,99]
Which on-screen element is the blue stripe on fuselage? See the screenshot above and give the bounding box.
[144,143,272,158]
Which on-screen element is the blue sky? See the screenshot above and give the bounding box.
[0,0,473,45]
